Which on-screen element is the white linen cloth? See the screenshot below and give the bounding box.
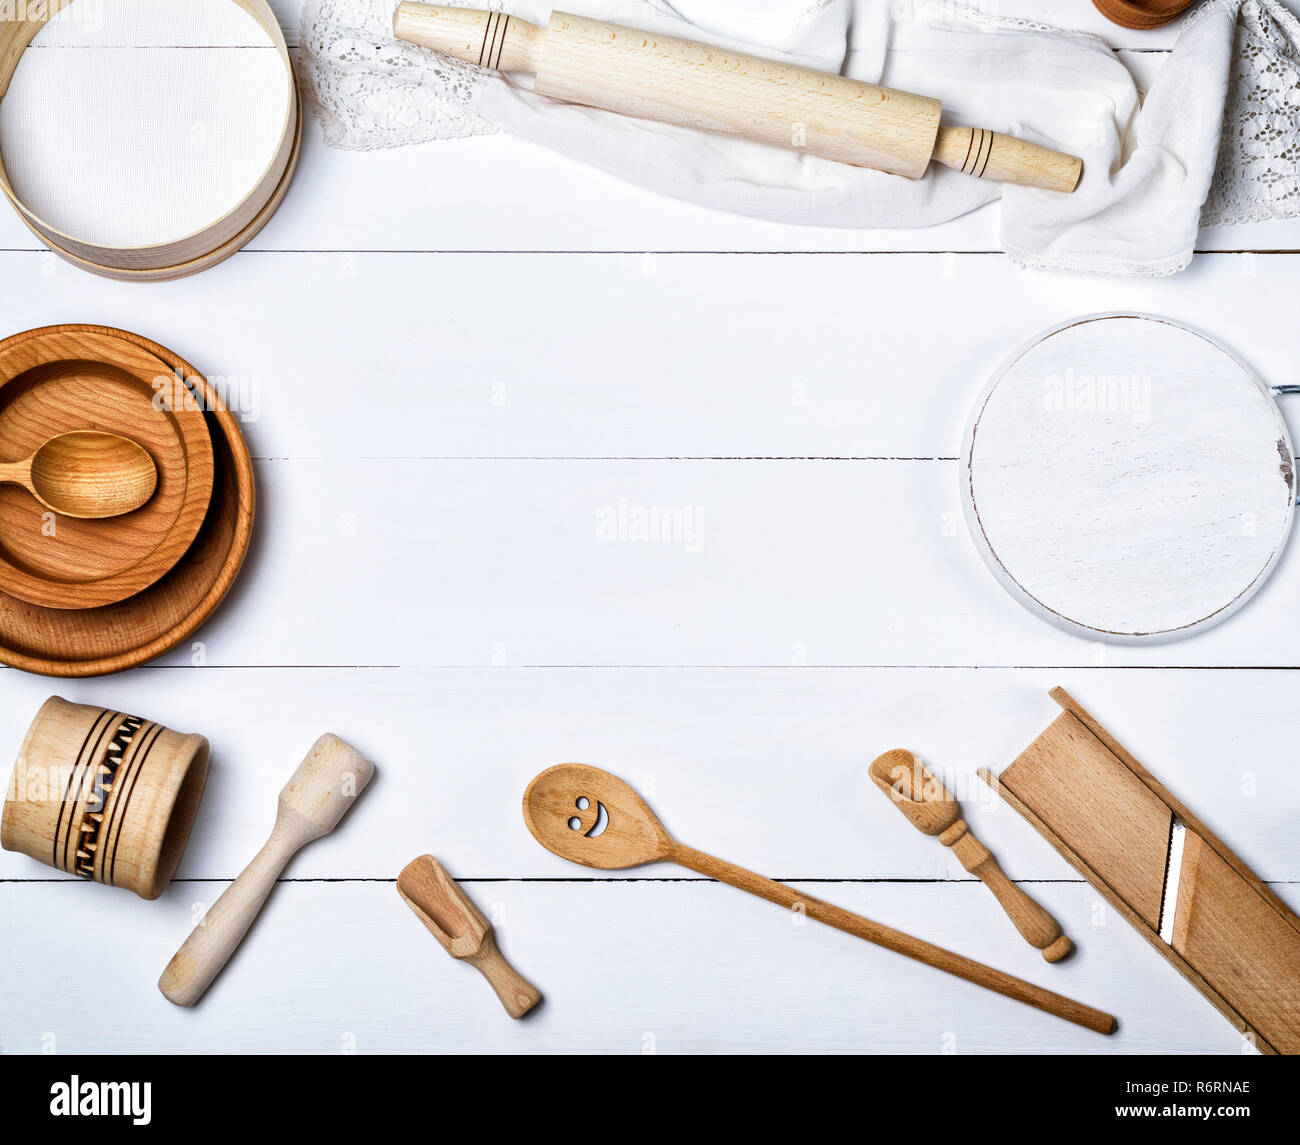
[300,0,1300,275]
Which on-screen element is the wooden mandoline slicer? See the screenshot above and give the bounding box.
[979,687,1300,1054]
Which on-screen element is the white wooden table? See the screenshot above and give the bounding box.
[2,0,1298,1055]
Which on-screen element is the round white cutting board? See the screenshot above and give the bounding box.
[961,314,1296,643]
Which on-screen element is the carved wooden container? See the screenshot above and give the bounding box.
[2,697,209,899]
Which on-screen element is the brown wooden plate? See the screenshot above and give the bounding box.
[1091,0,1194,29]
[0,331,254,677]
[0,326,214,609]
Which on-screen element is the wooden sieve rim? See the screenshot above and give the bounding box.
[0,0,299,279]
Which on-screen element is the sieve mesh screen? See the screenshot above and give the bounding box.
[0,0,292,249]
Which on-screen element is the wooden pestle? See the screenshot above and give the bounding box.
[158,735,375,1006]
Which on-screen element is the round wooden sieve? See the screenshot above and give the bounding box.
[962,314,1296,643]
[0,0,300,280]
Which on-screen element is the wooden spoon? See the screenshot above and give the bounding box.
[0,431,157,518]
[523,764,1116,1035]
[869,749,1073,962]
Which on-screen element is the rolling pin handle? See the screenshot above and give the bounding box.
[394,2,545,72]
[932,125,1082,193]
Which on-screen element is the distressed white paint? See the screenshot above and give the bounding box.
[4,667,1296,883]
[964,315,1295,642]
[1,1,1299,1055]
[0,880,1255,1055]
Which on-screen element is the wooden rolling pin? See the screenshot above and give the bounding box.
[393,3,1082,192]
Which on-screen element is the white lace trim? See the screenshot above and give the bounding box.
[919,1,1107,45]
[299,0,500,150]
[1202,0,1300,227]
[1006,244,1194,278]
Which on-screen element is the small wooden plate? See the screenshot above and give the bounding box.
[962,314,1295,643]
[0,326,214,610]
[1091,0,1194,30]
[0,331,254,677]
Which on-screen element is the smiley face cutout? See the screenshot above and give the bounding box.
[566,794,609,837]
[523,765,675,869]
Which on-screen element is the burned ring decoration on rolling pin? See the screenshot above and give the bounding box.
[393,4,1083,193]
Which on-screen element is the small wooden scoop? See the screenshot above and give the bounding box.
[159,735,375,1006]
[0,431,156,518]
[398,854,541,1018]
[869,749,1073,962]
[523,764,1115,1034]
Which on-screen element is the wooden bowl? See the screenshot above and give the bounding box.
[0,330,254,677]
[0,326,214,610]
[1091,0,1195,30]
[1,696,209,899]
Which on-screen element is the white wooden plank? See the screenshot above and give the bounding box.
[0,0,1294,1063]
[3,667,1296,881]
[0,130,1288,259]
[0,879,1251,1053]
[0,13,1296,256]
[245,100,1300,256]
[249,112,1011,255]
[275,0,1267,54]
[70,454,1294,668]
[1,252,1298,463]
[0,0,1192,54]
[32,0,287,46]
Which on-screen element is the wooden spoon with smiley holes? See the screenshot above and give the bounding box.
[523,764,1115,1034]
[869,749,1072,962]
